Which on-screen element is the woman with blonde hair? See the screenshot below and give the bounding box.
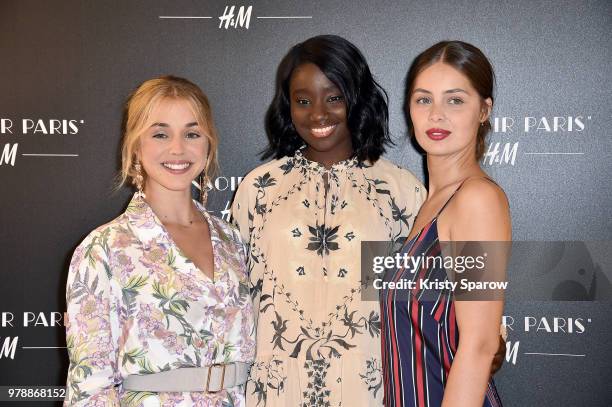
[65,75,254,406]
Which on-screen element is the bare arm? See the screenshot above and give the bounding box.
[440,179,511,407]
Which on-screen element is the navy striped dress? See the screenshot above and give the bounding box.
[380,182,503,407]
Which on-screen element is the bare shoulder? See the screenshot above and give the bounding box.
[455,178,509,214]
[443,177,511,241]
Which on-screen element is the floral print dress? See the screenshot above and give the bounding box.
[65,194,255,407]
[231,149,425,406]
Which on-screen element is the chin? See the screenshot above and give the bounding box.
[303,135,345,153]
[418,139,463,157]
[148,179,195,195]
[306,141,335,153]
[417,141,443,155]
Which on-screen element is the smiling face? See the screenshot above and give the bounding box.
[289,63,352,166]
[138,97,209,196]
[409,61,492,159]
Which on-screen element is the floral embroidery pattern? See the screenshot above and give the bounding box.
[359,358,383,399]
[302,359,331,407]
[65,195,255,406]
[232,149,425,406]
[306,224,340,256]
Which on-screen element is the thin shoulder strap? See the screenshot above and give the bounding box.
[435,176,497,218]
[435,181,467,218]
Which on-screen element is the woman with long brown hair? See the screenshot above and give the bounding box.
[381,41,510,407]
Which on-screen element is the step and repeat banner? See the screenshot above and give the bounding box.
[1,1,611,406]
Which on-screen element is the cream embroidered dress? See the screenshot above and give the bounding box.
[232,149,425,406]
[65,195,255,407]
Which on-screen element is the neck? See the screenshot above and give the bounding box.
[143,184,198,226]
[426,149,484,195]
[303,140,353,170]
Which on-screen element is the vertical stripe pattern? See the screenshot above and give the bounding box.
[380,211,503,407]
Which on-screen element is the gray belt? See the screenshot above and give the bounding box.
[122,362,251,393]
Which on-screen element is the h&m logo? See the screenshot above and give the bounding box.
[219,5,252,29]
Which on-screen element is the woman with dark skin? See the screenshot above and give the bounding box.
[232,35,425,406]
[232,36,505,406]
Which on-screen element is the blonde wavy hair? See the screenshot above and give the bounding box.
[118,75,219,189]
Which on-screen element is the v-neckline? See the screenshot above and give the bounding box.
[152,199,218,284]
[404,177,478,245]
[191,209,218,283]
[405,217,439,248]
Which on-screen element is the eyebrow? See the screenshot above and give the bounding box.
[150,122,199,128]
[413,88,469,95]
[291,85,341,94]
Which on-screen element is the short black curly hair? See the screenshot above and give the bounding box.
[262,35,392,163]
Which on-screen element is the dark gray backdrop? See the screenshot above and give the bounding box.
[1,1,611,406]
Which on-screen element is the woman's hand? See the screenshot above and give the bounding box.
[491,334,506,374]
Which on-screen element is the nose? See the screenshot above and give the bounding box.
[169,134,185,155]
[428,102,445,123]
[309,100,328,124]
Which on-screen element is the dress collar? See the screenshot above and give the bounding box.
[124,193,219,246]
[291,147,359,175]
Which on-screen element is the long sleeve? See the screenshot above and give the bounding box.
[385,165,427,245]
[64,195,253,406]
[231,177,254,246]
[231,174,263,329]
[240,154,424,406]
[64,230,121,406]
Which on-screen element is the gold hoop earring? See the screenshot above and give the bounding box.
[199,172,212,206]
[133,160,145,199]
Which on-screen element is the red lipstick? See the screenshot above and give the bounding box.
[425,128,451,141]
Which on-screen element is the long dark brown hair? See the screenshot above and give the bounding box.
[405,41,495,160]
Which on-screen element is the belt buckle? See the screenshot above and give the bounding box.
[206,363,226,393]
